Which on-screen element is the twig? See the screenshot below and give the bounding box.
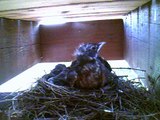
[112,67,146,72]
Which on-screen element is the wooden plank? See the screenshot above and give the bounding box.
[150,1,160,24]
[0,0,150,21]
[40,19,124,62]
[0,18,39,48]
[0,1,149,15]
[0,18,40,84]
[7,15,124,22]
[0,0,112,11]
[0,44,41,84]
[1,10,129,19]
[123,0,160,79]
[0,0,148,11]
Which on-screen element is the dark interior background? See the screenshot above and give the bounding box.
[40,20,124,62]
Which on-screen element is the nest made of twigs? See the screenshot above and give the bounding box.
[8,74,159,120]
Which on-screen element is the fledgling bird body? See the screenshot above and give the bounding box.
[67,42,112,89]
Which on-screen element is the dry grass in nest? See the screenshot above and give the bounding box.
[8,73,160,120]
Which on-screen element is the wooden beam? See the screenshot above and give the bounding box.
[0,0,114,11]
[0,0,150,21]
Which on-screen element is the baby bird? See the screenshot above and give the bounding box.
[67,42,112,89]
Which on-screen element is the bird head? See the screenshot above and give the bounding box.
[74,42,106,61]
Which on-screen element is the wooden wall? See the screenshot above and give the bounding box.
[40,19,124,62]
[0,18,41,84]
[123,0,160,79]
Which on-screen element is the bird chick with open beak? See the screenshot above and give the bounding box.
[67,42,112,89]
[74,42,106,63]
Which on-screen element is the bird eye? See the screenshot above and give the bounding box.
[91,46,96,50]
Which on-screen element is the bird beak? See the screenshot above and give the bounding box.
[97,42,106,52]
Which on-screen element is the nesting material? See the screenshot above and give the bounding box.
[10,73,160,120]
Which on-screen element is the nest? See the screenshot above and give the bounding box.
[8,69,160,120]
